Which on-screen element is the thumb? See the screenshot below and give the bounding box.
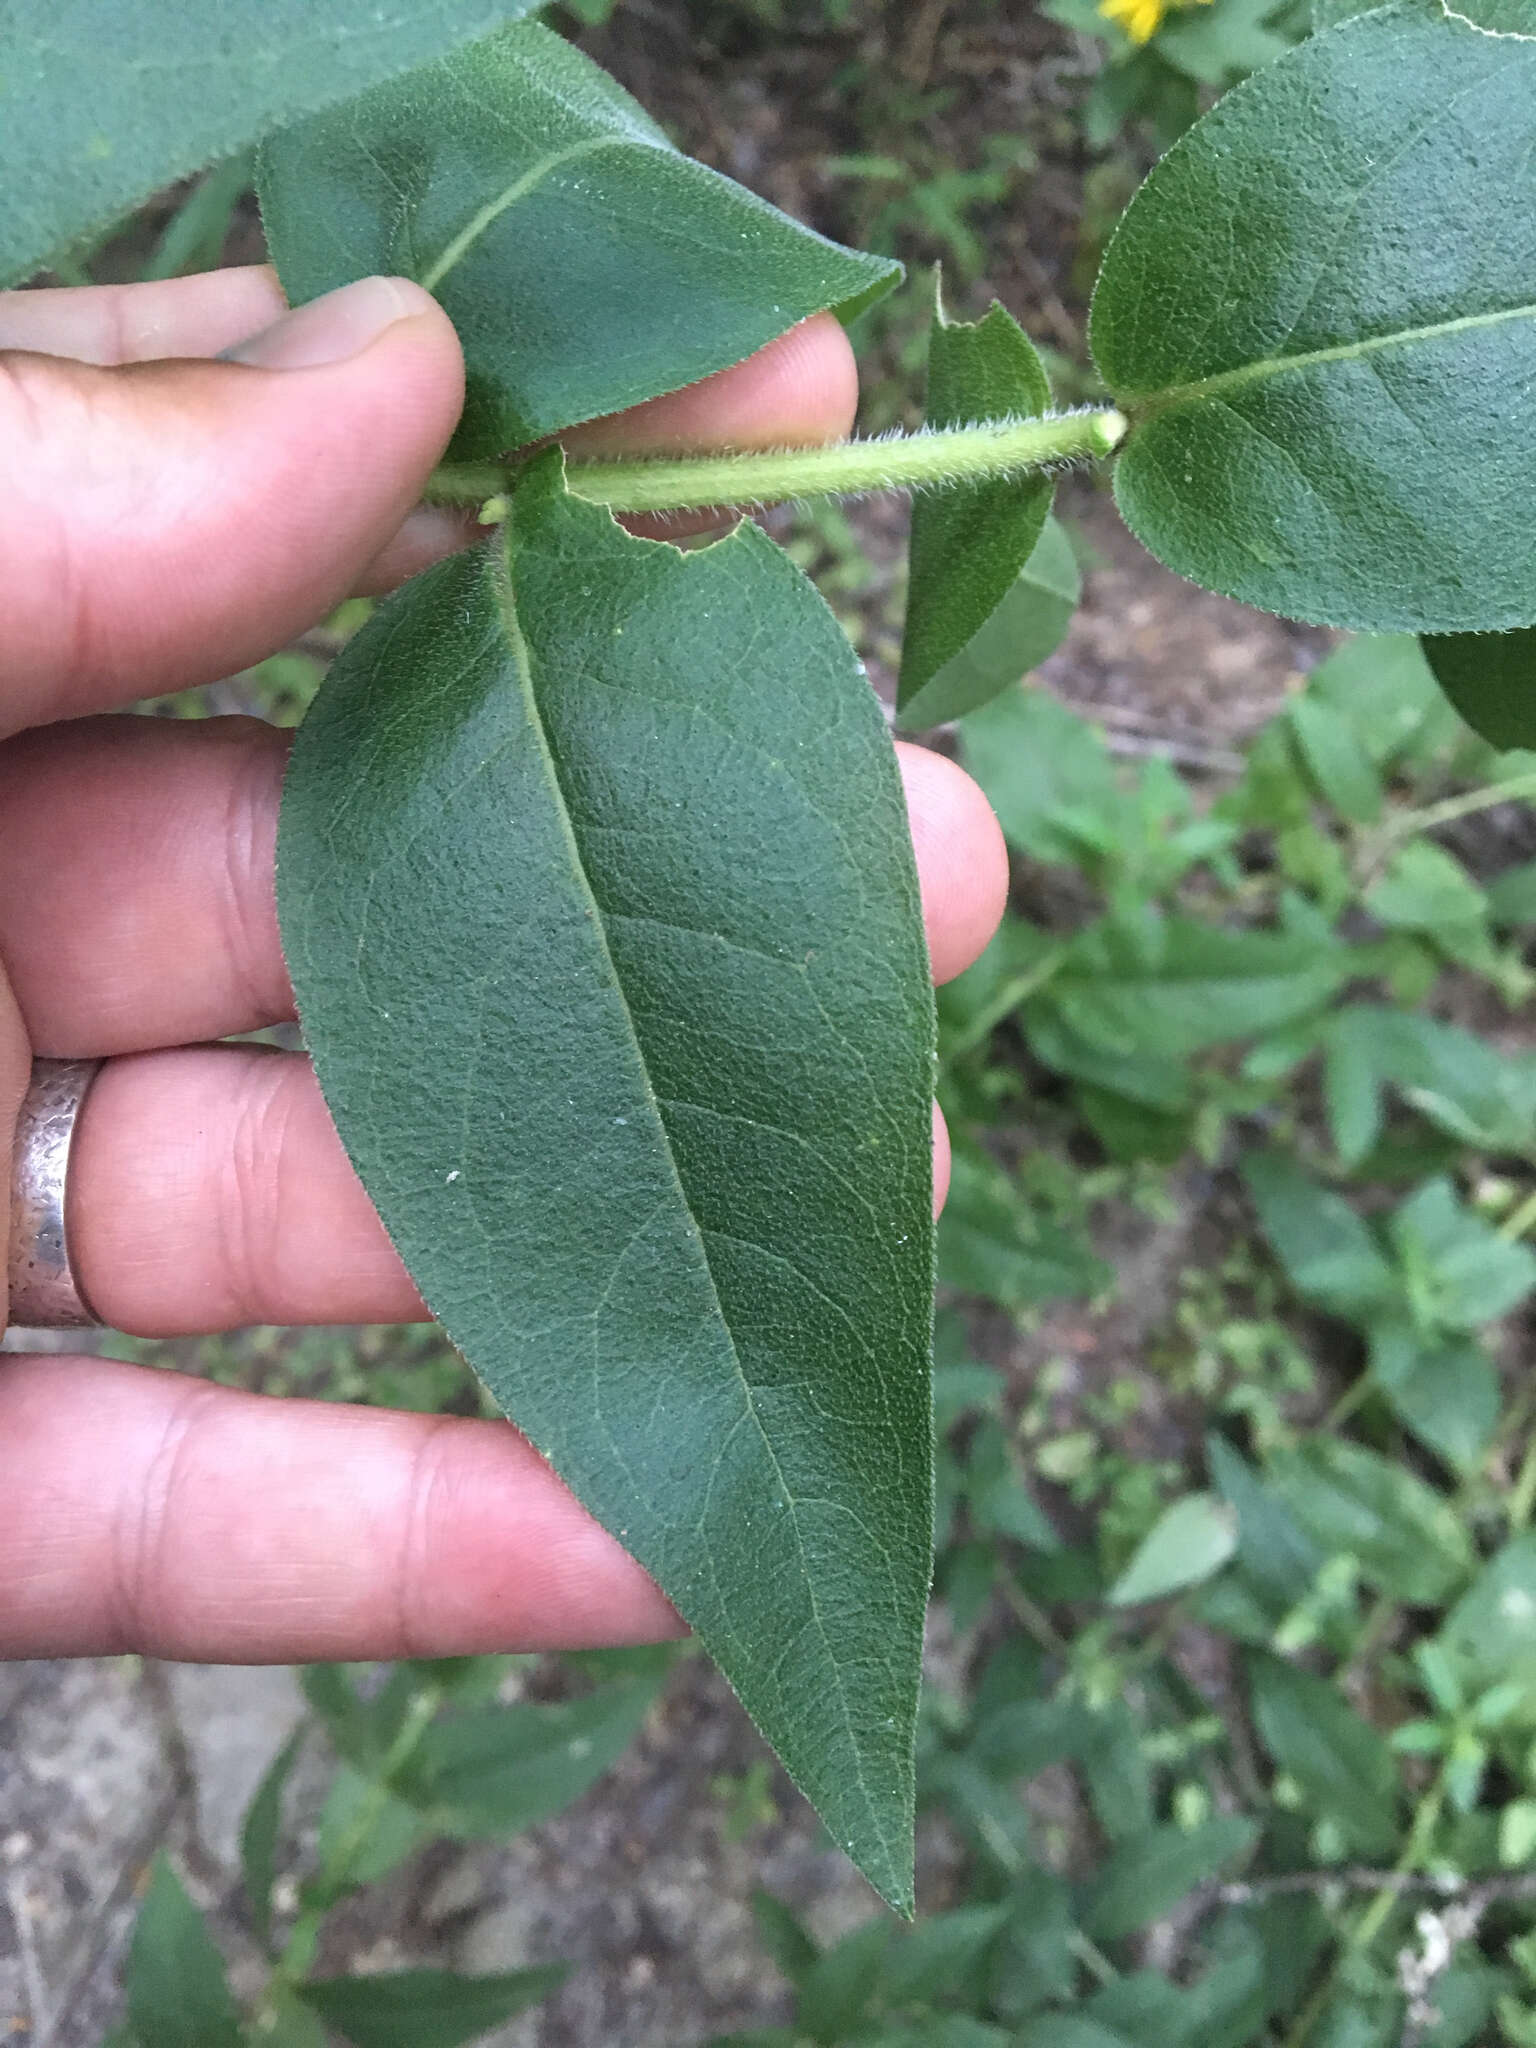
[0,276,465,737]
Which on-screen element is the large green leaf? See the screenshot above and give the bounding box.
[896,294,1055,724]
[277,460,934,1910]
[259,20,896,458]
[0,0,540,288]
[1091,4,1536,632]
[1423,629,1536,750]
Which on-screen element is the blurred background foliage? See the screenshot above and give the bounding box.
[34,2,1536,2043]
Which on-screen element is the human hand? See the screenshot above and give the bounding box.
[0,268,1008,1665]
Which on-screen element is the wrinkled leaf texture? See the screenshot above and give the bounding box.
[1092,2,1536,632]
[277,460,935,1910]
[258,19,897,458]
[0,0,540,286]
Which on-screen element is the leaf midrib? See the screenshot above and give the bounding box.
[486,539,900,1892]
[1124,299,1536,417]
[418,133,656,292]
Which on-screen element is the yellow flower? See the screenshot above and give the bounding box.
[1098,0,1211,42]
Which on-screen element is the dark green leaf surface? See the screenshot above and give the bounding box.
[299,1967,564,2048]
[259,21,896,457]
[899,520,1081,732]
[1423,629,1536,750]
[125,1856,243,2048]
[896,296,1055,722]
[1092,5,1536,631]
[0,0,539,287]
[278,461,935,1910]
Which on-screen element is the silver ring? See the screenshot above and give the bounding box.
[7,1058,104,1329]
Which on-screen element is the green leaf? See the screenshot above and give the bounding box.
[316,1765,426,1889]
[397,1679,660,1837]
[1439,1534,1536,1699]
[1289,697,1384,825]
[883,1906,1010,2006]
[241,1723,304,1949]
[1047,916,1348,1060]
[796,1919,893,2043]
[0,0,544,287]
[298,1967,565,2048]
[1247,1651,1399,1855]
[1243,1150,1396,1323]
[1322,1006,1536,1159]
[124,1855,242,2048]
[1107,1493,1240,1605]
[1365,843,1488,939]
[1423,629,1536,751]
[1489,858,1536,924]
[896,291,1055,723]
[1016,2022,1134,2048]
[938,1143,1110,1312]
[1083,1817,1258,1942]
[278,460,934,1912]
[1368,1325,1501,1471]
[258,21,896,458]
[899,519,1082,731]
[1389,1177,1536,1329]
[751,1889,820,1985]
[1091,5,1536,631]
[1265,1436,1474,1602]
[1305,635,1462,769]
[1206,1432,1323,1618]
[958,689,1118,864]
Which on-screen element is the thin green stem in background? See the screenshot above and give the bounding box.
[425,408,1127,516]
[1283,1766,1449,2048]
[263,1679,444,2006]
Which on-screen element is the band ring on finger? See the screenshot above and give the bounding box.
[7,1057,104,1329]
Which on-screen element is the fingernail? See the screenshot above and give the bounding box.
[220,276,427,370]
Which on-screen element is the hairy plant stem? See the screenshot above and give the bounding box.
[425,407,1128,516]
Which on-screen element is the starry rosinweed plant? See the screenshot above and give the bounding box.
[5,0,1536,1911]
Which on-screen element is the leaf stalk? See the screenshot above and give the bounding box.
[425,408,1127,516]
